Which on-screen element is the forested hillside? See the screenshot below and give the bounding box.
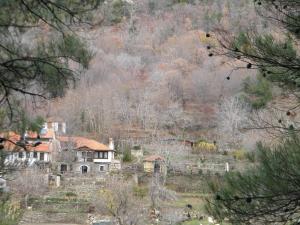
[43,0,264,143]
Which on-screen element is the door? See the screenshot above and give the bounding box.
[60,164,67,173]
[154,161,160,173]
[81,165,88,174]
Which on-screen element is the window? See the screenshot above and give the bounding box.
[18,152,23,158]
[104,152,108,159]
[40,153,44,161]
[99,165,105,171]
[33,152,37,158]
[82,152,86,158]
[26,152,30,158]
[61,164,67,173]
[96,151,108,159]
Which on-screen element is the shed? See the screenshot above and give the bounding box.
[143,155,166,174]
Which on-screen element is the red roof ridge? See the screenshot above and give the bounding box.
[58,136,111,151]
[144,155,165,162]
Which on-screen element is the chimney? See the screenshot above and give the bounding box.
[109,138,114,150]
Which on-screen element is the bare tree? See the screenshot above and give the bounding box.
[217,96,249,150]
[94,177,146,225]
[149,173,177,209]
[9,168,48,208]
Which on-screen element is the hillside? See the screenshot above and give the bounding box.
[43,0,260,142]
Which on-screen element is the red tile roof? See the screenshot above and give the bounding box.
[58,136,111,151]
[144,155,165,162]
[28,143,51,153]
[0,132,51,152]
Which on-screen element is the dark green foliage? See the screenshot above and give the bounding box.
[0,196,21,225]
[206,136,300,224]
[133,186,148,199]
[212,2,300,223]
[110,0,128,24]
[0,0,101,122]
[221,0,300,90]
[232,33,300,88]
[123,148,132,162]
[242,75,272,109]
[14,111,44,135]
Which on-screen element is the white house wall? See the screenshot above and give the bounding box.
[5,151,51,163]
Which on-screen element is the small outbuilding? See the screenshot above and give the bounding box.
[143,155,166,174]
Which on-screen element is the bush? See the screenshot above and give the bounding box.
[133,186,148,199]
[109,0,129,24]
[193,141,217,153]
[231,149,247,161]
[65,192,77,199]
[242,75,273,109]
[123,148,132,162]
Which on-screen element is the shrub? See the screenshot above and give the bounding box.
[231,149,247,160]
[193,141,217,153]
[242,75,273,109]
[109,0,129,24]
[65,192,77,199]
[133,186,148,199]
[123,148,132,162]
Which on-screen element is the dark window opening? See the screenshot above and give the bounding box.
[33,152,37,158]
[96,151,108,159]
[61,164,67,173]
[40,153,44,161]
[81,165,88,174]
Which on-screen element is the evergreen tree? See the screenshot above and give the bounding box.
[0,0,103,121]
[213,0,300,89]
[242,75,272,109]
[0,2,102,224]
[207,136,300,224]
[206,1,300,224]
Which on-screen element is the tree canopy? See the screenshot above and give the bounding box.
[214,0,300,90]
[207,136,300,224]
[206,1,300,224]
[0,0,102,123]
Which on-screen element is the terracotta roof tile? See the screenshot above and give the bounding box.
[144,155,165,162]
[0,132,51,152]
[28,143,51,153]
[58,136,111,151]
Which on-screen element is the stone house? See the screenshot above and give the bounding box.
[2,118,121,174]
[58,137,121,174]
[143,155,166,174]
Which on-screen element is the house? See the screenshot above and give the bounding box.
[58,137,121,174]
[2,118,121,174]
[43,117,66,135]
[143,155,166,174]
[2,131,54,165]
